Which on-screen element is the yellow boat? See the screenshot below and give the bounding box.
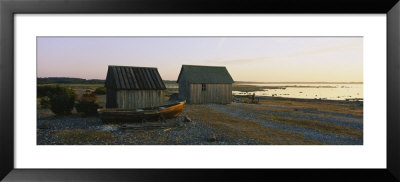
[98,100,185,123]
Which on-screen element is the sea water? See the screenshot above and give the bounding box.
[233,83,363,101]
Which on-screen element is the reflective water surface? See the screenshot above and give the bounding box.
[233,83,363,101]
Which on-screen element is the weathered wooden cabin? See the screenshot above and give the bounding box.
[177,65,234,104]
[105,65,166,109]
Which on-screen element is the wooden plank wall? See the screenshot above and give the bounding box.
[178,81,186,100]
[116,90,165,109]
[178,76,190,101]
[106,88,117,108]
[189,84,232,104]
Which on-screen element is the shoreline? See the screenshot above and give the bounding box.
[233,94,363,103]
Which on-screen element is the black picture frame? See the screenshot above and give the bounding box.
[1,0,400,181]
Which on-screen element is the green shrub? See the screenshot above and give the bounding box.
[37,85,58,98]
[94,87,106,95]
[76,91,99,115]
[40,96,51,109]
[48,86,76,115]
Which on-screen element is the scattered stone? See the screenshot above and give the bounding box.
[184,116,193,122]
[37,101,362,145]
[208,134,217,142]
[38,121,50,129]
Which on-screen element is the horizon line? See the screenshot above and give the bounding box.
[37,77,363,84]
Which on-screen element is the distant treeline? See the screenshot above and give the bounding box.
[38,77,362,85]
[38,77,178,85]
[37,77,105,84]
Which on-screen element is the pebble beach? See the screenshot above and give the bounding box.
[37,96,363,145]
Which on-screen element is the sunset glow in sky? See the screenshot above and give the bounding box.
[37,37,363,82]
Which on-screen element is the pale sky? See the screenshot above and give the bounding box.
[37,37,363,82]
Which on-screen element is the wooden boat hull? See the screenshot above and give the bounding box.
[98,101,185,123]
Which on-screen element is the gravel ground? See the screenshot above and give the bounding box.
[206,103,362,145]
[37,114,263,145]
[37,102,362,145]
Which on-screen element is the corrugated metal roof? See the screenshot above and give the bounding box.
[177,65,234,84]
[106,66,166,90]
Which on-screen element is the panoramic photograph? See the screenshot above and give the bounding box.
[36,37,363,145]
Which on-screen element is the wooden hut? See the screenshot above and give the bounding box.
[177,65,234,104]
[105,65,166,109]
